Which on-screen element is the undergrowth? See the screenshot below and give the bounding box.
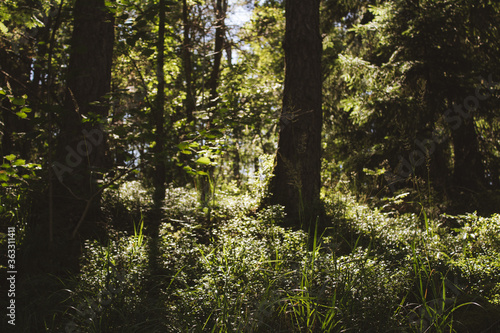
[9,182,500,332]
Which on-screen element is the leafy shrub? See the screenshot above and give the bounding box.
[54,186,500,332]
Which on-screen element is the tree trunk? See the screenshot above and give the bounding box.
[207,0,227,109]
[152,0,167,208]
[452,117,485,190]
[53,0,113,248]
[182,0,195,124]
[232,129,241,185]
[268,0,323,229]
[148,0,167,273]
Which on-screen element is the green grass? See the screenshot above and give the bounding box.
[11,183,500,332]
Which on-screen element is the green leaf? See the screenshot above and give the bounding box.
[177,142,190,150]
[15,112,27,119]
[11,97,25,106]
[4,168,15,175]
[13,159,25,166]
[24,163,40,169]
[20,107,31,113]
[5,154,16,161]
[180,150,192,155]
[0,22,8,34]
[0,172,8,182]
[196,171,209,176]
[196,157,211,165]
[183,165,196,175]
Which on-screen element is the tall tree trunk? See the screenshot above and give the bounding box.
[268,0,322,229]
[207,0,227,109]
[148,0,167,273]
[52,0,114,269]
[152,0,166,208]
[182,0,195,124]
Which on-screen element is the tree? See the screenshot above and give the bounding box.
[182,0,195,125]
[148,0,167,274]
[207,0,227,109]
[152,0,167,209]
[268,0,323,228]
[52,0,114,263]
[325,0,500,212]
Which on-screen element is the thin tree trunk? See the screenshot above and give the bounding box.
[152,0,166,208]
[183,0,195,124]
[232,130,241,185]
[148,0,167,274]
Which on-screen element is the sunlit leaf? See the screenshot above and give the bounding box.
[13,159,25,166]
[0,172,8,182]
[196,157,211,165]
[0,22,7,34]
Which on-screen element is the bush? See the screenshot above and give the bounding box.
[36,185,500,332]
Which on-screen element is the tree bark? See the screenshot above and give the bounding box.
[152,0,166,208]
[207,0,227,109]
[148,0,167,273]
[182,0,195,124]
[53,0,114,244]
[268,0,323,229]
[452,117,485,191]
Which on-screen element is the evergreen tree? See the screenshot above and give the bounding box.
[268,0,323,228]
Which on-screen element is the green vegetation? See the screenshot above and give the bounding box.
[4,181,499,332]
[1,0,500,331]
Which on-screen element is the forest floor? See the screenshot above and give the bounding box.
[7,182,500,332]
